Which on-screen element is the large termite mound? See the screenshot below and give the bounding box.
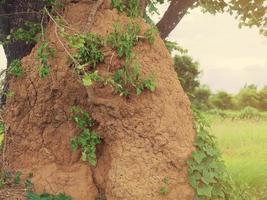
[2,2,196,199]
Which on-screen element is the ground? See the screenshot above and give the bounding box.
[208,113,267,199]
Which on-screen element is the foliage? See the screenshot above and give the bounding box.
[258,86,267,111]
[164,40,188,54]
[191,85,212,110]
[159,187,169,195]
[70,107,101,166]
[236,84,259,109]
[3,21,41,46]
[111,0,126,13]
[4,90,15,98]
[209,91,234,110]
[8,59,24,77]
[144,26,158,44]
[36,41,55,78]
[188,108,253,200]
[67,33,104,68]
[237,106,262,120]
[0,171,22,188]
[107,23,140,62]
[107,23,156,96]
[159,177,169,195]
[173,54,201,95]
[194,0,267,36]
[127,0,141,18]
[111,61,156,96]
[111,0,141,18]
[26,192,72,200]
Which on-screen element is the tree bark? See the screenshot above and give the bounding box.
[156,0,198,39]
[0,0,45,64]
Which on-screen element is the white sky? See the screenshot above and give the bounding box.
[1,7,267,93]
[152,7,267,93]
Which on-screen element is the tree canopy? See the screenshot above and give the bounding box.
[155,0,267,38]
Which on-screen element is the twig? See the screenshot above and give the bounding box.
[54,26,80,66]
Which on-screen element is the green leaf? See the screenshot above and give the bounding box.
[82,74,93,86]
[192,151,206,164]
[197,184,212,197]
[81,151,87,161]
[136,88,142,96]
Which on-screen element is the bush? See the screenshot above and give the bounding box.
[237,106,262,120]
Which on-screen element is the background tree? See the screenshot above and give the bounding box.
[237,84,259,109]
[209,91,234,110]
[191,85,211,110]
[173,54,200,95]
[258,86,267,111]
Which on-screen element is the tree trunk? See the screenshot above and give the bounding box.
[2,1,195,199]
[156,0,197,39]
[0,0,45,64]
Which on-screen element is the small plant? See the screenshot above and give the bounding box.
[111,0,125,12]
[13,171,22,185]
[0,171,22,188]
[8,59,24,77]
[127,0,141,18]
[26,191,72,200]
[4,90,15,98]
[164,40,188,54]
[107,23,140,63]
[159,177,169,195]
[144,26,158,44]
[82,71,101,87]
[36,41,55,78]
[112,62,156,96]
[95,197,106,200]
[111,0,141,17]
[107,23,156,96]
[67,33,104,69]
[159,187,169,195]
[70,107,101,166]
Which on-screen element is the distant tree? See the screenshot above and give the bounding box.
[237,84,259,109]
[173,54,201,95]
[210,91,234,110]
[191,85,211,109]
[258,86,267,111]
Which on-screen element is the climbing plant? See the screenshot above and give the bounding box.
[70,107,101,166]
[188,108,254,200]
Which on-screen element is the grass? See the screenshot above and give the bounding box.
[207,114,267,199]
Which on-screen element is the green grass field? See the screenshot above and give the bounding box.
[208,115,267,199]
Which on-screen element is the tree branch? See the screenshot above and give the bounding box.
[156,0,198,39]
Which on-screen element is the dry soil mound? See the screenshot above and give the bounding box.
[3,2,195,199]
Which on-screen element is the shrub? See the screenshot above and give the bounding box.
[238,106,262,120]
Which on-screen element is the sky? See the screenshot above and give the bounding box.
[152,6,267,94]
[0,7,267,94]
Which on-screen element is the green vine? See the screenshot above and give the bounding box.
[70,107,101,166]
[188,108,253,200]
